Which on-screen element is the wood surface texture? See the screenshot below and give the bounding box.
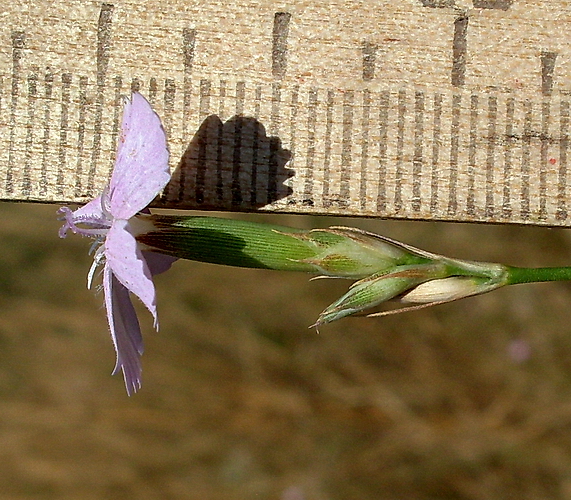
[0,1,569,226]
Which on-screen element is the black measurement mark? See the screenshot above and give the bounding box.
[287,84,299,206]
[148,77,158,105]
[485,95,497,218]
[452,16,468,87]
[376,91,389,212]
[557,100,569,221]
[448,93,461,215]
[420,0,454,7]
[466,93,478,216]
[74,77,88,198]
[250,84,262,206]
[163,80,176,139]
[272,12,291,79]
[362,41,377,81]
[420,1,512,87]
[109,76,123,177]
[430,93,443,213]
[520,100,532,220]
[394,90,406,212]
[39,70,53,197]
[182,27,196,156]
[268,82,281,203]
[97,4,113,84]
[340,91,353,207]
[322,90,334,207]
[130,77,140,93]
[539,100,550,219]
[502,97,515,219]
[231,81,246,206]
[180,28,197,203]
[194,78,211,205]
[303,88,318,206]
[56,73,72,197]
[216,80,226,203]
[22,67,38,197]
[412,91,424,212]
[360,89,371,210]
[473,0,513,10]
[7,30,25,195]
[541,51,557,96]
[88,2,114,196]
[160,79,176,202]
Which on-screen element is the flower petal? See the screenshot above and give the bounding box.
[58,195,108,237]
[109,92,170,220]
[105,219,158,325]
[103,265,144,396]
[143,251,178,276]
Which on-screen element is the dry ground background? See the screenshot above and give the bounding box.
[2,201,571,499]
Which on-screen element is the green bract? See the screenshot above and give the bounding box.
[136,215,522,326]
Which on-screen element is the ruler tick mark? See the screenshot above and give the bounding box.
[360,89,371,210]
[39,70,53,197]
[7,30,25,195]
[109,76,122,177]
[452,16,468,88]
[486,95,498,218]
[412,91,424,212]
[541,51,557,96]
[88,3,114,196]
[539,99,551,219]
[362,41,377,81]
[376,91,389,212]
[250,84,262,206]
[430,93,442,213]
[182,27,197,161]
[448,94,461,216]
[473,0,513,10]
[420,0,455,7]
[520,100,532,220]
[56,73,72,197]
[287,85,299,206]
[303,88,317,206]
[216,80,226,203]
[394,90,406,212]
[130,78,140,93]
[272,12,291,80]
[322,90,334,207]
[193,78,211,205]
[231,82,246,206]
[148,77,158,106]
[268,82,282,203]
[340,91,354,207]
[502,97,515,219]
[467,93,478,216]
[160,79,176,202]
[22,67,38,197]
[557,100,569,221]
[73,77,88,198]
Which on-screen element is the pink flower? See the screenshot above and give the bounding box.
[59,93,175,395]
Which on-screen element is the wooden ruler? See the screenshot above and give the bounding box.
[1,0,570,226]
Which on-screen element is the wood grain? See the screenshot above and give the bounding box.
[0,0,570,226]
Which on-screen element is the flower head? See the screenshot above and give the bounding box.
[311,227,509,326]
[59,92,175,395]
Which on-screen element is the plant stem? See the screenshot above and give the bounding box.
[506,266,571,285]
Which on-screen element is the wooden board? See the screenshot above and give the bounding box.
[1,0,570,226]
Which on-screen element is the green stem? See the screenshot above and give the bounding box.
[506,266,571,285]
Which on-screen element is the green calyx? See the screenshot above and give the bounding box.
[137,216,429,278]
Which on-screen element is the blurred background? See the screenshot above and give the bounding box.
[2,201,571,499]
